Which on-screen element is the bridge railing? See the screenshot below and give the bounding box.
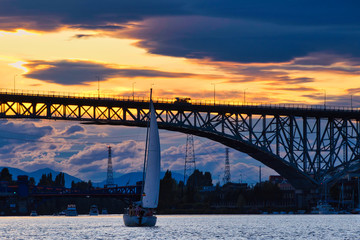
[0,88,359,112]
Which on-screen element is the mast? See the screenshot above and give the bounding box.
[259,165,261,184]
[141,89,152,198]
[141,88,161,208]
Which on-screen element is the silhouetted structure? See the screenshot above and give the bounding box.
[105,146,116,188]
[223,148,231,184]
[184,134,196,184]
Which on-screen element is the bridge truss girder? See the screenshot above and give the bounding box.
[1,94,360,190]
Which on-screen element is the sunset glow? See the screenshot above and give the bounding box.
[0,0,359,183]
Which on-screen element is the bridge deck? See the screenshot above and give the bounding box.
[1,89,359,119]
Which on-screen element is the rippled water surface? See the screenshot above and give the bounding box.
[0,214,359,239]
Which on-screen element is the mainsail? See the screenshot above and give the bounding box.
[141,100,161,208]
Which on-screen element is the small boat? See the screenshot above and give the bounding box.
[351,208,360,214]
[123,89,160,227]
[311,201,337,214]
[30,210,38,216]
[89,205,99,216]
[65,204,78,216]
[101,208,108,214]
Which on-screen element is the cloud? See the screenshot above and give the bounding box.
[264,86,317,92]
[78,164,103,173]
[120,16,360,63]
[68,144,108,166]
[0,117,279,184]
[70,25,125,31]
[0,120,53,142]
[0,1,358,64]
[300,93,360,107]
[0,0,187,31]
[292,52,360,66]
[62,125,85,136]
[347,88,360,95]
[23,60,206,85]
[72,34,97,39]
[1,0,358,31]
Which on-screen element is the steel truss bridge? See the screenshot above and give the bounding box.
[1,90,360,191]
[30,185,141,200]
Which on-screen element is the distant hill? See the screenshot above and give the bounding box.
[93,171,184,187]
[0,166,184,188]
[0,167,83,188]
[0,167,28,177]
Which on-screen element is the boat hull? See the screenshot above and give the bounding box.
[123,214,157,227]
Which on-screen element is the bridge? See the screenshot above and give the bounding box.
[1,184,141,200]
[30,185,141,200]
[1,89,360,191]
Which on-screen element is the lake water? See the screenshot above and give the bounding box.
[0,214,359,239]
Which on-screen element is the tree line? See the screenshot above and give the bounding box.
[158,169,286,213]
[0,168,92,191]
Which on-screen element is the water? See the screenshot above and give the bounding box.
[0,214,359,239]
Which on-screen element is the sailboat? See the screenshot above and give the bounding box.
[123,89,160,227]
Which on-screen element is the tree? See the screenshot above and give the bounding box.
[159,170,178,209]
[0,168,12,183]
[29,177,35,185]
[54,172,65,187]
[186,170,213,189]
[38,173,54,186]
[71,180,92,192]
[39,174,47,186]
[251,181,282,206]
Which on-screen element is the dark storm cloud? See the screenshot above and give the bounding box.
[275,77,314,84]
[292,53,360,66]
[124,16,360,63]
[300,93,360,107]
[24,60,201,85]
[264,87,317,92]
[70,25,125,31]
[0,0,359,63]
[1,0,358,31]
[72,34,96,39]
[221,65,316,84]
[0,0,187,31]
[347,88,360,94]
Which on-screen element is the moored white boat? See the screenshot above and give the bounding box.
[30,210,38,216]
[89,205,99,216]
[66,204,78,216]
[101,208,108,214]
[311,201,337,214]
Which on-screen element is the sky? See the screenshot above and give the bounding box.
[0,0,359,184]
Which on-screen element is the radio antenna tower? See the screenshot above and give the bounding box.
[184,134,196,184]
[106,146,115,187]
[223,148,231,184]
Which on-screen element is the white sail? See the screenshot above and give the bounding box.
[141,100,161,208]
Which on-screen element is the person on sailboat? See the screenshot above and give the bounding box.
[135,205,141,216]
[145,209,153,216]
[128,204,134,216]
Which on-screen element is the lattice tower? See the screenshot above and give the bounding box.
[184,134,196,184]
[223,148,231,184]
[106,146,114,186]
